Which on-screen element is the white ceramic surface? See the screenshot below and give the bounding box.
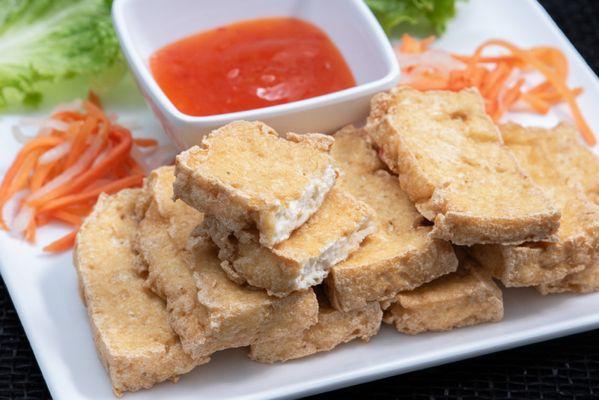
[112,0,400,148]
[2,0,599,399]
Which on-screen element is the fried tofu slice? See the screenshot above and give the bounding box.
[495,123,599,294]
[384,252,503,334]
[538,260,599,294]
[174,121,337,248]
[539,124,599,294]
[471,123,599,287]
[366,87,560,246]
[74,189,206,396]
[202,186,376,297]
[249,292,382,363]
[136,167,318,360]
[545,123,599,204]
[324,126,458,311]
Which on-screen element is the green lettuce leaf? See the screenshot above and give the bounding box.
[0,0,123,109]
[366,0,459,37]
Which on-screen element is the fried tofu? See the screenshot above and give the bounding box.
[471,123,599,287]
[138,166,204,252]
[544,123,599,204]
[490,123,599,294]
[366,87,560,246]
[74,189,206,396]
[538,260,599,294]
[174,121,337,248]
[539,124,599,294]
[248,293,382,363]
[202,186,376,297]
[136,167,319,360]
[384,252,503,334]
[324,126,458,311]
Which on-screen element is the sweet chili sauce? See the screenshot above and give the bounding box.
[150,17,356,116]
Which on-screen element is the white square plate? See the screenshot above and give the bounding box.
[1,0,599,399]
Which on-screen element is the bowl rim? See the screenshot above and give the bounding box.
[112,0,400,124]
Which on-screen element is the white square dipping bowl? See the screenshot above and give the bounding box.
[112,0,400,149]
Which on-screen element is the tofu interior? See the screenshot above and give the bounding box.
[175,121,337,247]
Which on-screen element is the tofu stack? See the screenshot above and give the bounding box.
[73,87,599,396]
[175,121,377,296]
[171,121,383,363]
[332,121,501,333]
[471,123,599,293]
[366,87,599,332]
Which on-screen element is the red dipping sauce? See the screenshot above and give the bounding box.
[150,17,356,117]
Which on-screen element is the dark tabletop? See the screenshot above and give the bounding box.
[2,1,599,399]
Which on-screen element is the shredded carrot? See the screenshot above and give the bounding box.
[471,67,487,88]
[50,210,84,226]
[62,203,94,215]
[53,110,85,123]
[10,153,39,194]
[134,138,158,147]
[396,35,595,145]
[24,218,36,243]
[126,158,145,176]
[43,230,78,253]
[87,90,103,109]
[27,125,132,207]
[399,34,435,54]
[453,54,521,65]
[478,39,594,145]
[502,78,525,112]
[64,118,96,168]
[0,94,157,253]
[38,174,144,213]
[521,92,551,114]
[30,159,59,192]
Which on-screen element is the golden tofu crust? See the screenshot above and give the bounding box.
[248,295,382,363]
[174,121,337,247]
[366,87,560,245]
[136,167,319,360]
[74,189,205,396]
[202,185,376,297]
[325,125,458,311]
[490,123,599,293]
[538,260,599,294]
[471,123,599,287]
[533,123,599,204]
[384,253,503,334]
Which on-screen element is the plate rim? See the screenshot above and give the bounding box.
[2,0,599,399]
